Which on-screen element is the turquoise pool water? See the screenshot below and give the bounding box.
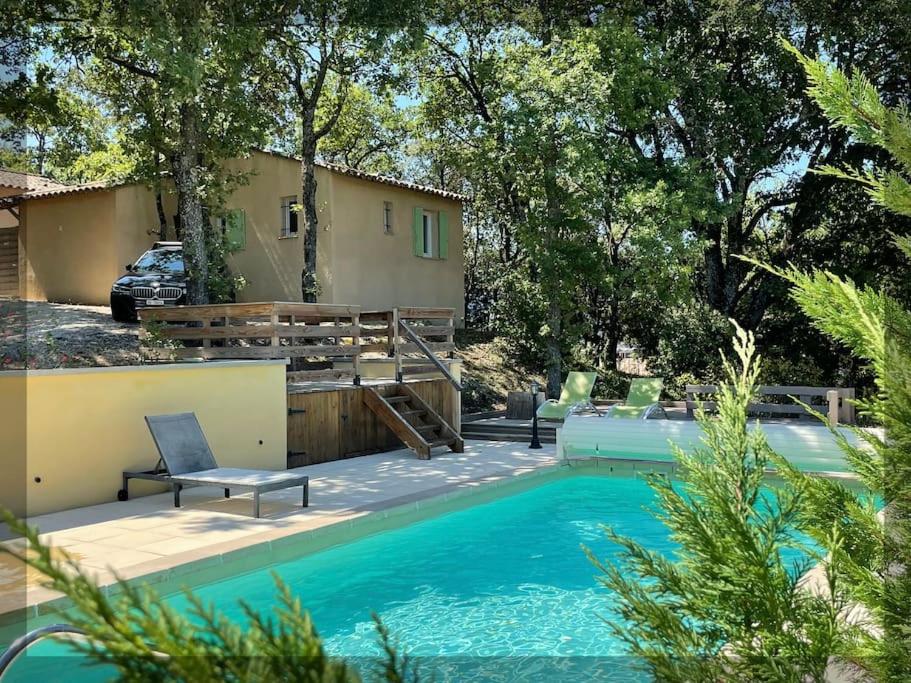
[6,474,709,680]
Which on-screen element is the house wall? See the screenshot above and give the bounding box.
[221,153,333,302]
[19,191,118,304]
[327,173,465,323]
[0,360,288,517]
[113,184,174,272]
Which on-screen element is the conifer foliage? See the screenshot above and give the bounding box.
[588,327,853,681]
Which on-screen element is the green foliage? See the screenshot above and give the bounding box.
[317,83,410,175]
[586,368,630,402]
[589,327,856,681]
[458,375,501,413]
[737,46,911,679]
[0,512,415,682]
[745,256,911,679]
[783,41,911,220]
[412,1,911,398]
[646,304,732,398]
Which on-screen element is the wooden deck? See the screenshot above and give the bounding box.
[139,302,461,388]
[137,303,465,464]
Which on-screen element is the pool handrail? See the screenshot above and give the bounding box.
[0,623,87,676]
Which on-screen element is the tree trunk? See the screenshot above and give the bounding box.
[538,7,564,399]
[154,154,167,239]
[605,297,621,371]
[545,296,563,398]
[541,132,563,398]
[155,190,167,240]
[172,102,208,305]
[299,116,319,303]
[35,134,47,176]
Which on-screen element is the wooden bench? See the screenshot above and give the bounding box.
[685,385,855,425]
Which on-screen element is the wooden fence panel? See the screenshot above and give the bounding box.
[140,302,362,382]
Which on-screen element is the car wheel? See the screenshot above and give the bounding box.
[111,299,136,323]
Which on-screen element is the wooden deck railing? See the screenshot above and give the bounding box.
[140,302,460,388]
[360,307,460,390]
[686,384,856,425]
[139,302,361,383]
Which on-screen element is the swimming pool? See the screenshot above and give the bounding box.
[2,471,770,681]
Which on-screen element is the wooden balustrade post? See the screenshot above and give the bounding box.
[826,390,839,427]
[270,305,280,349]
[447,313,455,359]
[352,312,361,385]
[393,308,402,383]
[840,388,855,424]
[386,311,395,357]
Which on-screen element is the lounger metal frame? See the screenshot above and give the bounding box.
[603,403,668,419]
[120,464,309,518]
[119,413,309,518]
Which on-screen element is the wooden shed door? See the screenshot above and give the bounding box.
[287,391,340,466]
[0,228,18,298]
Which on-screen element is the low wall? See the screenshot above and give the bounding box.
[0,360,288,518]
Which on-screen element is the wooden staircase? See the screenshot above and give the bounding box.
[363,385,464,460]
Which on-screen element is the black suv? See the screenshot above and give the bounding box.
[110,242,187,322]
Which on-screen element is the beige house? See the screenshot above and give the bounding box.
[0,169,70,298]
[6,151,466,321]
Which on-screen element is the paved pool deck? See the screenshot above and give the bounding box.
[0,439,558,623]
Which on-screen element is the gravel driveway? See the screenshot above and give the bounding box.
[0,300,142,369]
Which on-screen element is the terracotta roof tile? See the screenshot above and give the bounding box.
[20,179,118,200]
[18,150,470,203]
[0,168,69,192]
[257,149,469,202]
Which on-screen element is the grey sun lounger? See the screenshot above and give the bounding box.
[119,413,309,518]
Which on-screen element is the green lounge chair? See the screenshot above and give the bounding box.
[536,371,600,421]
[605,377,666,419]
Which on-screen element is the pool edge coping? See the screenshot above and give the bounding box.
[0,458,565,629]
[0,456,861,634]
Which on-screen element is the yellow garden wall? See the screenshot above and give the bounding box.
[0,360,288,518]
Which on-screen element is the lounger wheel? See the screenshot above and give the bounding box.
[117,488,128,502]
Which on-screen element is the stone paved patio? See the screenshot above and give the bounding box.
[1,439,558,620]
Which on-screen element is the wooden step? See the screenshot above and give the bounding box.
[429,438,456,448]
[363,389,432,459]
[399,384,464,454]
[362,386,464,460]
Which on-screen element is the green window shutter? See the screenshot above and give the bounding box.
[226,209,246,250]
[438,211,449,259]
[412,206,423,256]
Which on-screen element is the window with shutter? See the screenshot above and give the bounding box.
[438,211,448,259]
[281,196,298,238]
[412,206,423,256]
[421,211,434,257]
[225,209,246,250]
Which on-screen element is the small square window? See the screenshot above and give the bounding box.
[383,201,393,234]
[281,196,299,238]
